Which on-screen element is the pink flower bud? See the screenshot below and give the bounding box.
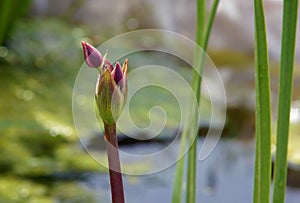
[81,41,103,68]
[81,41,128,124]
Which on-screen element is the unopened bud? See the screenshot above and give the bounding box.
[81,41,103,68]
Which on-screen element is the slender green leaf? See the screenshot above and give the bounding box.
[253,0,272,202]
[273,0,298,202]
[201,0,219,50]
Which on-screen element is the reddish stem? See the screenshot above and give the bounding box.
[104,123,125,203]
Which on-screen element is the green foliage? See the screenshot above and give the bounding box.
[273,0,299,202]
[253,0,272,202]
[0,19,101,202]
[0,0,31,45]
[0,176,98,203]
[253,0,299,202]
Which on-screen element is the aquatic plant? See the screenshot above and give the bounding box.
[82,41,127,203]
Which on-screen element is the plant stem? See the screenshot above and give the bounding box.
[171,125,188,203]
[253,0,272,202]
[172,0,219,202]
[185,0,205,202]
[186,1,220,203]
[104,123,125,203]
[273,0,298,202]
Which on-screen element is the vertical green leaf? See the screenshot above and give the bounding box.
[253,0,272,202]
[273,0,298,202]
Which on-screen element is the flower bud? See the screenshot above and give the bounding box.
[81,41,103,68]
[95,60,128,124]
[81,41,128,124]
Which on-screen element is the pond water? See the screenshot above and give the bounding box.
[82,139,300,203]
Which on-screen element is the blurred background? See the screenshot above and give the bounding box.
[0,0,299,202]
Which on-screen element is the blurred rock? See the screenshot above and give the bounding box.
[287,164,300,188]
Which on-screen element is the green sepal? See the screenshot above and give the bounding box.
[95,70,126,125]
